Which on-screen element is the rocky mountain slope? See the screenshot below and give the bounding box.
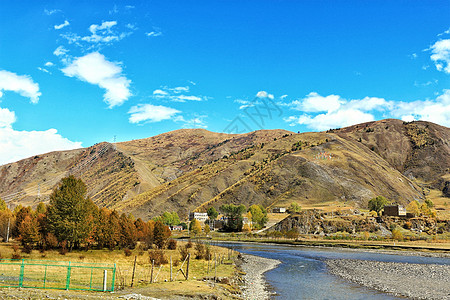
[0,120,448,220]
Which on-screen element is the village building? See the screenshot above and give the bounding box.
[272,207,286,213]
[189,212,208,222]
[383,205,407,217]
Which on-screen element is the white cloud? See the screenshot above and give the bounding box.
[429,39,450,73]
[0,107,16,128]
[390,90,450,127]
[437,27,450,37]
[256,91,274,100]
[172,95,202,102]
[62,52,131,107]
[286,109,374,131]
[44,9,60,15]
[285,89,450,130]
[61,21,132,49]
[0,126,82,166]
[174,116,208,128]
[45,62,54,67]
[146,31,162,37]
[53,46,69,57]
[0,107,81,165]
[153,89,168,96]
[54,20,69,30]
[37,67,50,74]
[0,70,41,103]
[291,92,342,113]
[151,84,207,102]
[128,104,180,123]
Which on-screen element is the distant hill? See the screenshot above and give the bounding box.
[0,120,448,220]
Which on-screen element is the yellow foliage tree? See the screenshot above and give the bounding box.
[189,219,202,236]
[407,201,420,216]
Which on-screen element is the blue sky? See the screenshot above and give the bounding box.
[0,0,449,165]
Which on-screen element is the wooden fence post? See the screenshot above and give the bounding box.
[130,256,137,287]
[150,260,155,283]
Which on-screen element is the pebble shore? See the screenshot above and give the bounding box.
[239,254,281,300]
[326,259,450,300]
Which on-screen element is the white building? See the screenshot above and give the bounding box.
[189,212,208,222]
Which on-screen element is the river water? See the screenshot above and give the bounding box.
[217,242,450,299]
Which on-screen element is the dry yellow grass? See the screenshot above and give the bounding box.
[0,241,239,298]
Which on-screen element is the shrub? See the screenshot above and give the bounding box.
[186,239,193,248]
[124,248,132,257]
[59,241,68,255]
[148,249,168,266]
[392,229,403,241]
[179,245,190,261]
[45,233,58,249]
[404,221,412,230]
[167,239,177,250]
[12,244,19,252]
[12,252,21,260]
[194,242,206,259]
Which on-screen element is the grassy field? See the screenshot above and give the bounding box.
[0,241,240,299]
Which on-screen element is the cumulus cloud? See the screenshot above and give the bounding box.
[0,126,82,166]
[54,20,69,30]
[0,70,41,103]
[285,90,450,130]
[285,109,374,131]
[62,52,131,107]
[390,90,450,127]
[291,92,342,113]
[45,62,54,67]
[0,106,81,165]
[128,104,180,123]
[429,39,450,73]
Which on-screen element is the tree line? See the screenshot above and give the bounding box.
[0,176,174,252]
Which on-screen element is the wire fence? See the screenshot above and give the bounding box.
[0,259,115,292]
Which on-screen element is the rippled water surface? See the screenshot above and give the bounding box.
[217,242,450,300]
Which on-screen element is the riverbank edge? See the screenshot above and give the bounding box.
[235,253,281,300]
[209,237,450,255]
[326,259,450,300]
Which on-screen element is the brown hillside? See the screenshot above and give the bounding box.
[113,130,423,220]
[333,119,450,189]
[0,120,446,221]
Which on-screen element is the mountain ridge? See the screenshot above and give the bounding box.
[0,119,448,220]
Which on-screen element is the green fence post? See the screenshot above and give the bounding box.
[65,261,71,290]
[89,268,93,291]
[43,265,48,288]
[18,259,24,288]
[111,264,116,292]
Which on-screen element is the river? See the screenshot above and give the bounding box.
[217,242,450,299]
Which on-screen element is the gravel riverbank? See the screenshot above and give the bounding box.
[326,259,450,300]
[239,254,281,300]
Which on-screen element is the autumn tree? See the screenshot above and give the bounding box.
[220,204,246,232]
[368,196,389,215]
[248,204,268,230]
[119,213,137,249]
[46,176,96,251]
[407,200,420,217]
[189,219,202,236]
[0,199,13,242]
[153,220,170,249]
[18,215,40,252]
[12,206,32,238]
